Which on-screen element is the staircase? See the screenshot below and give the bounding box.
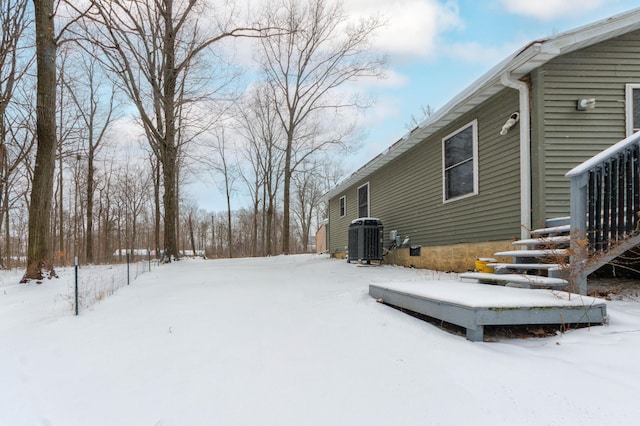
[462,132,640,294]
[460,217,572,290]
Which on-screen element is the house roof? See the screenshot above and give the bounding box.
[325,7,640,201]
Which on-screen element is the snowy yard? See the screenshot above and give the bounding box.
[1,254,640,425]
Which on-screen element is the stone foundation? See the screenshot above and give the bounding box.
[381,240,514,272]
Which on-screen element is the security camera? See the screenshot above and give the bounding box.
[500,112,520,135]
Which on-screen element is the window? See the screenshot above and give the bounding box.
[442,120,478,202]
[626,84,640,136]
[339,195,346,217]
[357,183,369,218]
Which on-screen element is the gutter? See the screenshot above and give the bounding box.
[500,72,532,240]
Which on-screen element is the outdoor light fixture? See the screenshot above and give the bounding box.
[500,111,520,135]
[577,98,596,111]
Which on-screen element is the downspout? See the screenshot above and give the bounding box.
[500,72,532,240]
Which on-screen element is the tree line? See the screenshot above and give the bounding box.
[0,0,385,280]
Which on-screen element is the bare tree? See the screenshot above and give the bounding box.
[406,104,434,130]
[21,0,89,281]
[0,0,32,149]
[210,128,237,258]
[116,162,151,258]
[1,2,34,267]
[181,202,202,256]
[54,48,85,263]
[237,148,262,257]
[236,84,285,256]
[148,151,162,258]
[292,160,325,252]
[1,109,35,268]
[258,0,386,254]
[96,152,118,262]
[62,43,118,263]
[317,154,344,219]
[84,0,283,262]
[0,0,35,266]
[22,0,58,281]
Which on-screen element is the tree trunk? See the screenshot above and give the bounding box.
[161,0,178,262]
[103,192,111,263]
[117,207,122,262]
[225,191,233,259]
[266,198,273,256]
[0,143,5,268]
[188,212,196,257]
[282,132,293,254]
[211,215,218,258]
[252,192,259,257]
[261,183,266,256]
[131,212,137,262]
[86,153,94,263]
[4,183,9,269]
[22,0,57,282]
[153,157,161,258]
[2,154,9,268]
[175,164,180,256]
[57,147,63,256]
[162,148,178,261]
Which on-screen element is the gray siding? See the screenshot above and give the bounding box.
[329,89,522,252]
[328,193,351,252]
[532,29,640,219]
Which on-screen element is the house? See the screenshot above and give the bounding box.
[325,8,640,275]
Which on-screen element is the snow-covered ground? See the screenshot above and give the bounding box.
[1,255,640,425]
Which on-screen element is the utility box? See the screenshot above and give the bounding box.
[347,218,384,264]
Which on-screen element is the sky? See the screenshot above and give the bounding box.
[2,255,640,424]
[191,0,640,211]
[342,0,640,167]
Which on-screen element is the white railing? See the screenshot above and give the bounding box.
[566,131,640,293]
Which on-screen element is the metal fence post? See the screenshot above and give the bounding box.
[74,256,79,316]
[127,252,130,286]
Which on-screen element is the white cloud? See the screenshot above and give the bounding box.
[444,39,526,64]
[499,0,607,20]
[344,0,462,59]
[364,95,405,124]
[355,69,410,89]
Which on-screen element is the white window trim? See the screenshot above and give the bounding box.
[625,83,640,137]
[357,182,370,218]
[339,195,346,217]
[442,120,479,204]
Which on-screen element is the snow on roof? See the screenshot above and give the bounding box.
[325,8,640,201]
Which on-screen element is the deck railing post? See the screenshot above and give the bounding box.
[570,172,589,295]
[566,133,640,295]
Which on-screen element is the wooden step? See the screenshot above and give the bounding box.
[512,236,570,246]
[531,224,571,236]
[490,263,562,272]
[494,249,568,258]
[489,263,564,278]
[459,272,568,289]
